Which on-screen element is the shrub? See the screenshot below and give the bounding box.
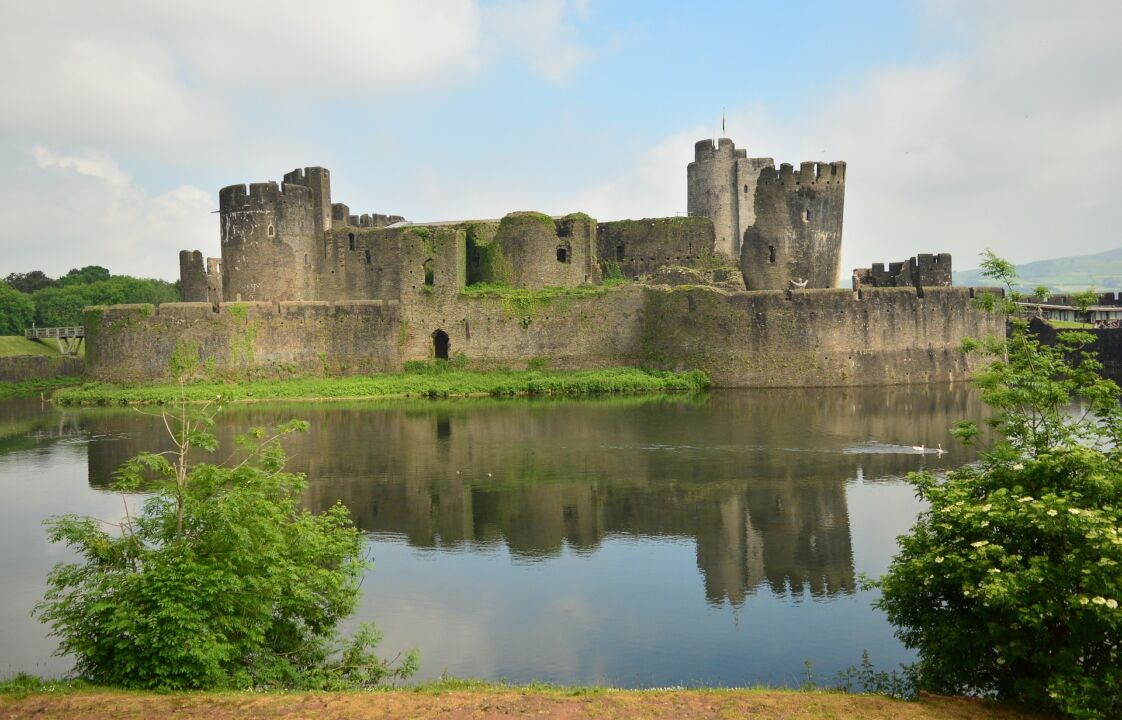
[874,251,1122,718]
[34,399,417,690]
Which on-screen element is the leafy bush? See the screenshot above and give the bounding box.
[875,252,1122,719]
[34,400,417,690]
[0,281,35,334]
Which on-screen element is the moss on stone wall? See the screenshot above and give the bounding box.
[168,338,201,380]
[472,239,514,286]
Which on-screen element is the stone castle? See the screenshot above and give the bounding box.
[87,137,997,386]
[180,138,853,306]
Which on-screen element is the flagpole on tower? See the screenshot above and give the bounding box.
[722,108,726,135]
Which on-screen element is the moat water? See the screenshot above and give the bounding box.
[0,387,983,687]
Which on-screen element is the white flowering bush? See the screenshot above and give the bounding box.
[875,253,1122,718]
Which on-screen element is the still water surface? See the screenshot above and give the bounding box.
[0,387,984,686]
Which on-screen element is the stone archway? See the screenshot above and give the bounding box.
[432,329,449,360]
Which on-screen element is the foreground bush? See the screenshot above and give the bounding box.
[875,253,1122,718]
[34,400,417,690]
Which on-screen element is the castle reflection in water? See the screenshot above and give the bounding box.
[73,387,982,607]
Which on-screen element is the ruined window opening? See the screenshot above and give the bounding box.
[432,329,449,360]
[304,253,309,267]
[743,184,748,194]
[348,233,356,251]
[267,224,275,237]
[769,246,776,263]
[556,245,570,263]
[803,209,811,222]
[365,249,372,264]
[423,258,434,286]
[615,245,625,261]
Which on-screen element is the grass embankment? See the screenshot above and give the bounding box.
[0,376,85,400]
[0,335,62,357]
[53,367,709,406]
[0,682,1051,720]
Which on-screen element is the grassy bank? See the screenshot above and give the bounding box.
[53,367,709,406]
[0,336,60,357]
[0,682,1049,719]
[0,376,85,400]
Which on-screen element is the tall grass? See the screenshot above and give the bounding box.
[53,367,709,406]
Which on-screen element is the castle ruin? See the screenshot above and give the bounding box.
[85,137,1001,387]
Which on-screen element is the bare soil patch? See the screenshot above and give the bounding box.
[0,689,1051,720]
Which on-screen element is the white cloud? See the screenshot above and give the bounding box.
[576,1,1122,275]
[0,0,589,152]
[0,147,213,280]
[32,147,130,187]
[483,0,592,81]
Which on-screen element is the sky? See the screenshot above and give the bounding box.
[1,0,1119,282]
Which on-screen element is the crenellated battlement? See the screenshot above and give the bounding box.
[691,137,740,163]
[853,253,952,291]
[758,160,846,187]
[330,203,404,228]
[219,180,312,213]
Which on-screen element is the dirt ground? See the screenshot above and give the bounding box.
[0,689,1050,720]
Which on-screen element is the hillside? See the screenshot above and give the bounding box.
[953,247,1122,291]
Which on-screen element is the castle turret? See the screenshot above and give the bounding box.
[687,139,740,258]
[688,137,846,290]
[219,172,325,301]
[740,161,846,290]
[179,250,207,302]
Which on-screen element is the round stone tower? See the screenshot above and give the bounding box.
[219,167,331,301]
[687,138,740,259]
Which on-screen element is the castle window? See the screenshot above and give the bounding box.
[365,249,372,264]
[803,209,811,222]
[267,224,275,237]
[615,245,625,262]
[743,184,748,194]
[556,244,570,263]
[304,253,309,267]
[348,233,356,251]
[769,246,776,263]
[423,259,434,286]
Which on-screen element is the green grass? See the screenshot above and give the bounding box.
[1045,319,1092,328]
[0,336,60,357]
[53,366,710,406]
[0,376,85,400]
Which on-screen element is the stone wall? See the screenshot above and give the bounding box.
[1030,317,1122,378]
[597,217,716,279]
[0,355,84,382]
[86,285,1002,388]
[84,301,401,383]
[638,286,1003,387]
[318,225,465,302]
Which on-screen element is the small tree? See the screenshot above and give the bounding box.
[874,251,1122,719]
[1072,287,1098,327]
[34,399,417,690]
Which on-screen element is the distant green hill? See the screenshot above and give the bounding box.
[954,247,1122,292]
